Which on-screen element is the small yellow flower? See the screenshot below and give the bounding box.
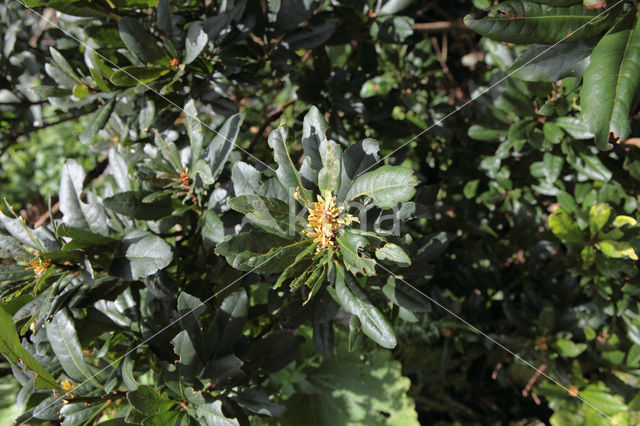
[60,379,75,392]
[25,258,51,276]
[304,189,358,251]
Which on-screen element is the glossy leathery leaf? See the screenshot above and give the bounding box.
[581,8,640,150]
[109,230,173,280]
[333,263,396,348]
[118,17,169,65]
[464,0,619,45]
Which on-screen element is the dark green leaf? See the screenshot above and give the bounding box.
[118,17,169,64]
[581,8,640,149]
[215,289,248,356]
[110,66,171,87]
[216,232,309,274]
[80,97,116,144]
[103,191,173,220]
[464,0,618,44]
[127,385,175,414]
[59,160,108,235]
[200,210,225,250]
[509,41,592,81]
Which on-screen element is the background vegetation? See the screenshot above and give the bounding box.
[2,0,640,424]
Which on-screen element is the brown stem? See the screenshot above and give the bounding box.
[60,391,127,404]
[522,363,547,397]
[412,20,469,33]
[34,202,59,229]
[247,99,296,154]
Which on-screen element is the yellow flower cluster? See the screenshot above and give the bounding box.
[60,379,75,392]
[303,189,358,251]
[25,258,51,276]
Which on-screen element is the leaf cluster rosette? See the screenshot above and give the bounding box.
[216,106,418,347]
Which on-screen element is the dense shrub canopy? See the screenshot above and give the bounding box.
[2,0,640,424]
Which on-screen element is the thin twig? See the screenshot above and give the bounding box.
[412,20,469,33]
[522,363,547,397]
[33,202,58,229]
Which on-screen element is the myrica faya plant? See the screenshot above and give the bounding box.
[217,106,418,348]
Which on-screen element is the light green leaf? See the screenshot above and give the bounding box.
[216,232,311,274]
[207,113,244,180]
[184,100,203,170]
[345,165,417,209]
[334,263,396,349]
[268,127,313,202]
[581,8,640,150]
[589,203,612,235]
[555,116,594,140]
[279,343,417,425]
[196,400,239,425]
[228,195,302,237]
[549,209,585,244]
[375,243,411,267]
[555,338,587,357]
[599,240,638,260]
[613,215,637,227]
[337,231,377,275]
[360,73,398,98]
[318,139,342,194]
[59,160,108,235]
[184,21,208,64]
[580,386,628,416]
[0,306,58,390]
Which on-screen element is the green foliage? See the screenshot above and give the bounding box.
[465,0,640,150]
[3,0,640,424]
